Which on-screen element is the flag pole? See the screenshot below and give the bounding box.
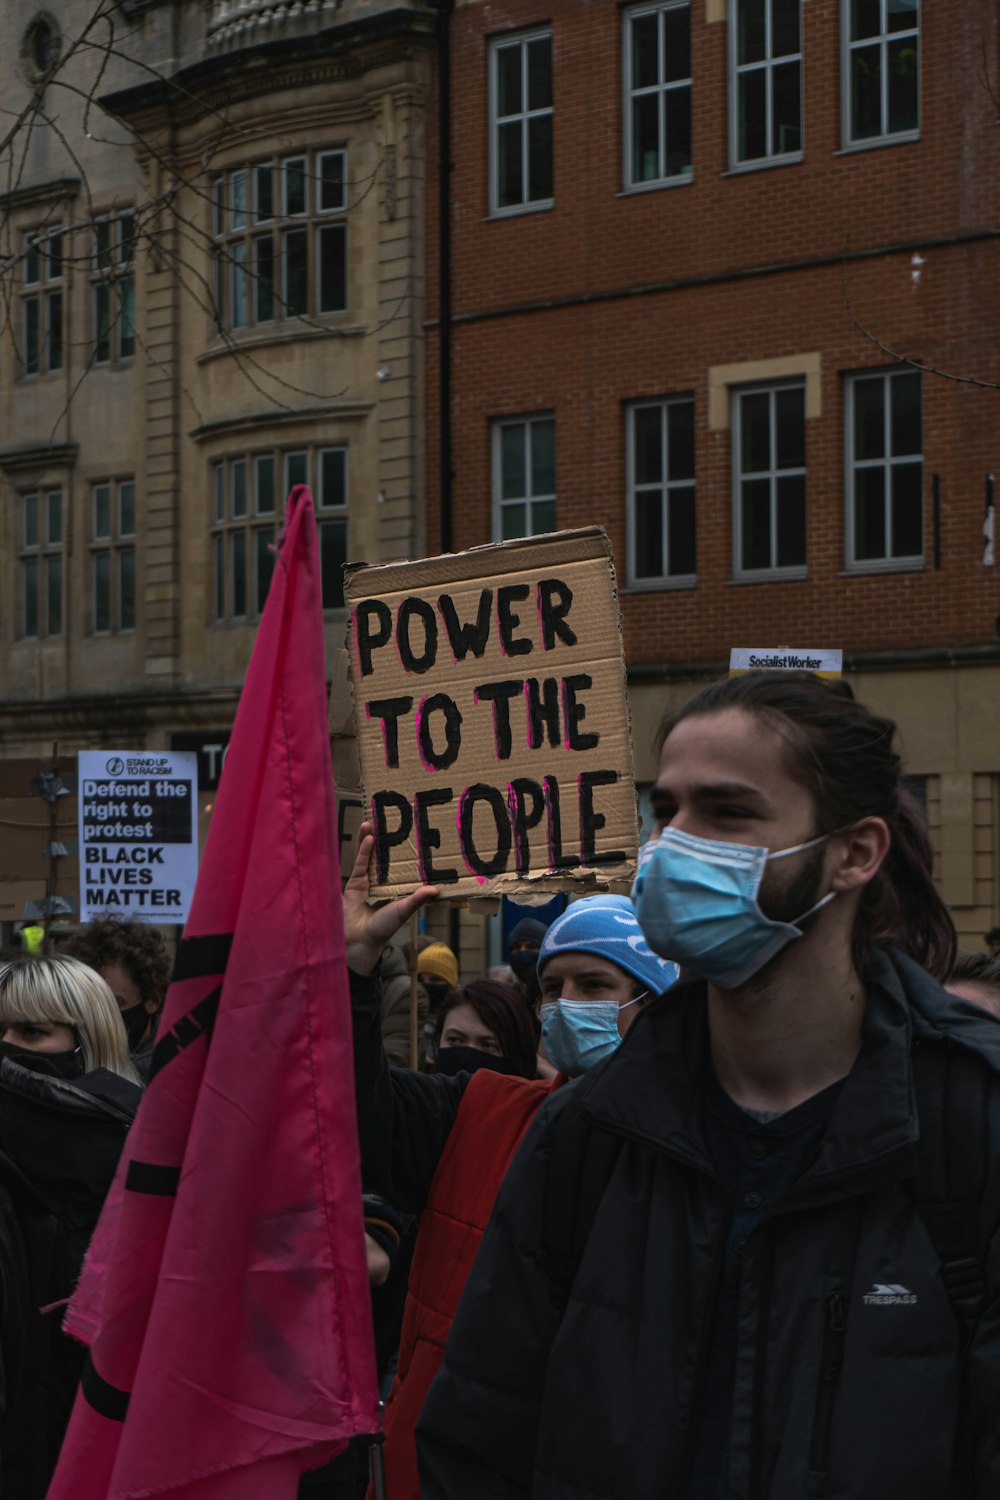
[408,912,420,1070]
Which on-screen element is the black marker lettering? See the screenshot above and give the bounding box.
[579,770,626,866]
[366,696,413,769]
[538,578,577,649]
[438,589,493,661]
[396,597,438,674]
[415,788,458,884]
[458,784,512,879]
[562,673,599,751]
[417,694,463,771]
[371,791,413,884]
[507,777,546,875]
[355,600,392,676]
[526,677,562,750]
[497,584,533,657]
[474,679,522,761]
[544,775,579,870]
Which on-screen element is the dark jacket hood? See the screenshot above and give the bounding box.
[0,1059,139,1221]
[582,944,1000,1199]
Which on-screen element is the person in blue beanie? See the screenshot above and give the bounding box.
[536,895,680,1076]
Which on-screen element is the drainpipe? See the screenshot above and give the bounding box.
[435,0,454,554]
[430,0,460,963]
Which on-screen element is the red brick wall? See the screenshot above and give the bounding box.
[427,0,1000,665]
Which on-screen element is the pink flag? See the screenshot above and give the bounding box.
[48,487,379,1500]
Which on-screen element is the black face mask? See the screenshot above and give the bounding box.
[0,1040,84,1081]
[509,950,541,1001]
[120,1002,152,1050]
[434,1046,519,1078]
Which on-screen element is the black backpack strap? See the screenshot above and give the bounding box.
[543,1095,621,1312]
[912,1040,989,1337]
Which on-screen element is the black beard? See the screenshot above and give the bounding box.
[757,840,828,928]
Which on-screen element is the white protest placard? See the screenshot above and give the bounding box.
[346,528,638,900]
[729,647,843,680]
[78,751,199,922]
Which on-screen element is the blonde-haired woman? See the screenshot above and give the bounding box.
[0,954,142,1496]
[0,953,141,1084]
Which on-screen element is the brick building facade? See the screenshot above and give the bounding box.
[429,0,1000,947]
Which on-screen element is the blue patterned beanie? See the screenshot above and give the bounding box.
[538,895,680,996]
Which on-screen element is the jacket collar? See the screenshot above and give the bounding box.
[0,1056,138,1126]
[580,945,949,1199]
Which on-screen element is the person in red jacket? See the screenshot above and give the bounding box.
[344,826,679,1500]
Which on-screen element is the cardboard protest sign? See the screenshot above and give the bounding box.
[729,647,843,680]
[328,647,366,879]
[78,751,198,921]
[346,528,638,899]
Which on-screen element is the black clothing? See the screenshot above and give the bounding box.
[351,969,471,1215]
[0,1057,140,1497]
[417,947,1000,1500]
[689,1072,844,1500]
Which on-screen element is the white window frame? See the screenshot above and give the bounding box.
[623,2,694,191]
[844,368,924,573]
[625,397,697,589]
[488,28,554,218]
[731,380,807,580]
[491,415,557,541]
[729,0,803,169]
[841,0,920,149]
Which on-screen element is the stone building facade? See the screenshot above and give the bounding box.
[0,0,434,922]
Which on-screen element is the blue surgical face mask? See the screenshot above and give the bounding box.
[631,827,835,989]
[540,994,646,1077]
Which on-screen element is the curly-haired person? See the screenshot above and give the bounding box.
[59,917,172,1083]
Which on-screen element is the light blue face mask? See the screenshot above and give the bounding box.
[540,994,646,1077]
[631,826,835,989]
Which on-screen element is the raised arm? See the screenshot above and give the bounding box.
[344,826,467,1213]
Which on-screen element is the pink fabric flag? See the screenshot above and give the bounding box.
[48,487,380,1500]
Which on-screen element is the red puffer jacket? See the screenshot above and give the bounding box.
[376,1068,561,1500]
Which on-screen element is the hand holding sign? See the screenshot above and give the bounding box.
[343,823,439,975]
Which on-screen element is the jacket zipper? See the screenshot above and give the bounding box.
[675,1207,732,1495]
[809,1291,847,1475]
[749,1236,775,1499]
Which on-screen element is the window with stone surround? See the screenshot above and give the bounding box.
[210,445,348,620]
[732,381,807,577]
[210,151,347,334]
[91,478,137,633]
[20,488,63,638]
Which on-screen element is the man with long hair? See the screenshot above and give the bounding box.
[418,672,1000,1500]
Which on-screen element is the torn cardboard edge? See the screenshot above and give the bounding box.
[344,527,638,901]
